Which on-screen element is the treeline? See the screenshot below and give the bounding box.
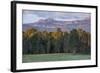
[23,28,91,54]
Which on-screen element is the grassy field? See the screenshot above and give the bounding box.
[22,53,90,63]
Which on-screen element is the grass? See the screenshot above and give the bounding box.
[22,53,91,63]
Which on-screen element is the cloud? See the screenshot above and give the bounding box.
[23,12,45,24]
[23,10,90,24]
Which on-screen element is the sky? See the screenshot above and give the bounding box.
[22,10,90,24]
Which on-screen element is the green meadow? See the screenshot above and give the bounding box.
[22,53,90,63]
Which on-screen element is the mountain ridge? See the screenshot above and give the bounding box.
[23,18,90,32]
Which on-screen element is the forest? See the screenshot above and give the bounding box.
[23,28,91,55]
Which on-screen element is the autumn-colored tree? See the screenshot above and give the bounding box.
[23,27,91,54]
[79,30,91,54]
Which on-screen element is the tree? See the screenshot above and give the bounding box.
[63,32,69,53]
[49,28,63,53]
[23,27,91,54]
[68,29,80,54]
[23,28,39,54]
[75,29,91,54]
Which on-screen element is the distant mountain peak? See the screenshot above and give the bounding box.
[23,18,90,32]
[45,18,55,21]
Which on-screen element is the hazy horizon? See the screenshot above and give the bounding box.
[23,10,90,24]
[22,10,91,32]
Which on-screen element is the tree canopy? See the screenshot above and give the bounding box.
[23,28,91,54]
